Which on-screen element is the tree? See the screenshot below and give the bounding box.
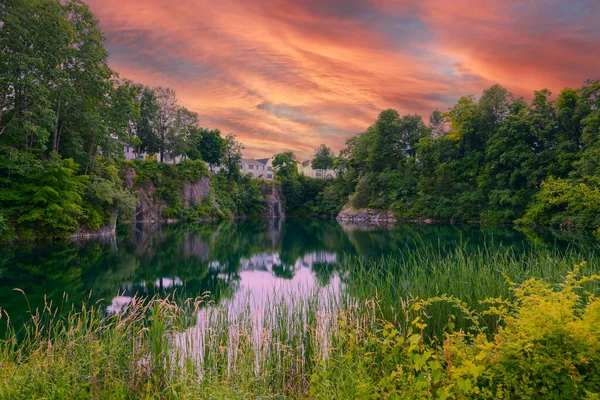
[135,85,160,157]
[0,0,69,151]
[272,151,298,179]
[166,107,198,161]
[429,110,446,137]
[154,87,178,162]
[311,144,334,177]
[222,134,243,180]
[187,128,225,171]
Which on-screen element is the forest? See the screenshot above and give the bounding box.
[329,81,600,232]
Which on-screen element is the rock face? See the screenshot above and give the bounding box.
[122,167,163,223]
[123,169,213,223]
[262,182,284,219]
[181,177,211,208]
[336,203,397,224]
[71,213,117,240]
[135,184,163,223]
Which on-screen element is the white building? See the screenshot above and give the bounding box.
[123,144,182,164]
[123,145,144,161]
[298,160,337,179]
[240,157,275,180]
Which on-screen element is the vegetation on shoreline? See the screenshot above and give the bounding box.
[1,247,599,399]
[332,82,600,232]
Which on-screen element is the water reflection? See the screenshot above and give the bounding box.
[1,219,597,331]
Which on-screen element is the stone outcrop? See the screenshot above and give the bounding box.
[337,202,449,225]
[82,167,284,236]
[261,182,284,219]
[135,184,164,223]
[71,213,118,241]
[181,177,211,208]
[122,167,164,223]
[336,203,397,224]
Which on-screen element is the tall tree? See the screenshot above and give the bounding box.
[135,86,160,157]
[222,134,243,180]
[187,128,225,171]
[311,144,334,177]
[154,87,178,162]
[272,151,298,179]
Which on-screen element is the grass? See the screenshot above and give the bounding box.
[343,243,600,337]
[1,245,599,398]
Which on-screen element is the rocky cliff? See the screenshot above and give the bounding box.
[336,203,397,224]
[71,213,118,239]
[125,167,283,223]
[181,177,212,208]
[337,202,447,225]
[261,182,284,219]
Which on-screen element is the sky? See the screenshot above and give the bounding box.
[86,0,600,160]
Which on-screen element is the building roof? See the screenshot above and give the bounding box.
[241,158,267,166]
[255,158,270,165]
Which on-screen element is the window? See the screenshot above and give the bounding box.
[267,174,273,179]
[249,165,254,170]
[267,166,272,171]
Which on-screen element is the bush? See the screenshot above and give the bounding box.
[520,177,600,231]
[311,265,600,399]
[0,152,85,240]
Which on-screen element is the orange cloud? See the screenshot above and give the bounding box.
[86,0,600,159]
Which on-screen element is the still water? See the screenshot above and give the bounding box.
[0,219,596,330]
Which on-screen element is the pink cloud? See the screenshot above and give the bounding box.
[86,0,600,159]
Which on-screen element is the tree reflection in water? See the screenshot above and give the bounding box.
[1,219,595,333]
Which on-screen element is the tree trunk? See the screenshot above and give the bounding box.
[85,136,96,175]
[56,122,64,153]
[52,95,61,151]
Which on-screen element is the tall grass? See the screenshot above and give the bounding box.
[1,245,599,398]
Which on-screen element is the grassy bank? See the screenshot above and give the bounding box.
[1,247,600,399]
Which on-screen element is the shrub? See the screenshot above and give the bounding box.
[0,152,85,240]
[311,265,600,399]
[520,177,600,231]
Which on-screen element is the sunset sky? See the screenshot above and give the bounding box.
[86,0,600,159]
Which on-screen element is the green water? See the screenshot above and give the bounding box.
[0,219,597,331]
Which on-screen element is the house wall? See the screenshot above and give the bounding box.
[241,158,274,180]
[298,162,337,179]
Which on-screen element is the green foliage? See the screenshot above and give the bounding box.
[311,266,600,399]
[211,172,266,218]
[311,144,334,172]
[222,134,243,180]
[272,151,299,179]
[519,177,600,231]
[0,151,85,240]
[82,158,138,230]
[0,210,13,242]
[272,150,345,217]
[126,159,212,219]
[187,128,225,171]
[335,81,600,230]
[445,265,600,399]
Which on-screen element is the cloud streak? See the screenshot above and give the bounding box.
[86,0,600,159]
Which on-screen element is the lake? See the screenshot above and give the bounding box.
[1,219,598,333]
